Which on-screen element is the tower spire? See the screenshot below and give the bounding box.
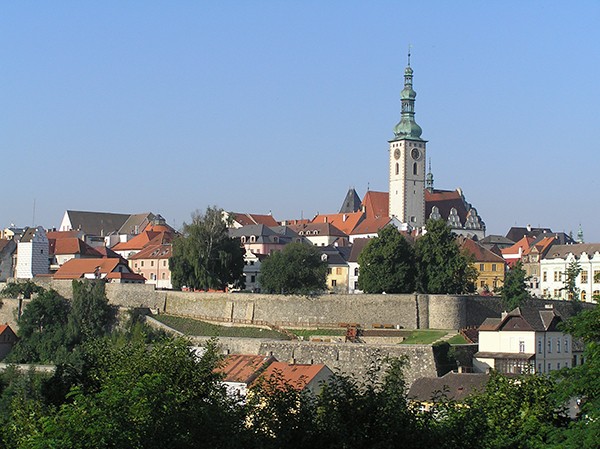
[426,158,434,191]
[393,48,423,141]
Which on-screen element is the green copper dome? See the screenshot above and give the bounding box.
[392,64,423,141]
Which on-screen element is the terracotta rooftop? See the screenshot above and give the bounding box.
[257,362,331,391]
[460,238,505,263]
[54,258,125,279]
[351,216,392,235]
[310,212,364,235]
[361,191,389,219]
[129,243,172,260]
[49,237,103,257]
[232,213,279,227]
[218,354,276,384]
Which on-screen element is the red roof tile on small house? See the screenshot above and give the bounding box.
[218,354,276,384]
[309,212,364,235]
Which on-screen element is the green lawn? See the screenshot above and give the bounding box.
[445,334,470,345]
[398,329,448,345]
[151,315,291,340]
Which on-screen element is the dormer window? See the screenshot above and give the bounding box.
[241,236,246,243]
[249,235,256,243]
[321,254,328,261]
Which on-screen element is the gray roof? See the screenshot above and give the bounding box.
[545,243,600,260]
[339,188,362,213]
[65,210,131,236]
[320,246,350,266]
[480,306,563,332]
[505,226,553,242]
[408,372,489,402]
[348,238,370,263]
[118,213,155,235]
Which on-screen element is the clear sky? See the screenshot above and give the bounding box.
[2,1,600,240]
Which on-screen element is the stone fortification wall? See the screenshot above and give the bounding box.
[427,295,468,329]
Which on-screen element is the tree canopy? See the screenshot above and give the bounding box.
[415,219,477,294]
[1,281,45,299]
[170,206,245,291]
[499,261,530,310]
[357,225,416,293]
[259,243,327,295]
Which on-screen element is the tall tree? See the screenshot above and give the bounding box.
[357,225,416,293]
[259,243,327,295]
[415,219,477,294]
[6,289,71,364]
[563,259,582,300]
[499,261,530,310]
[170,206,245,291]
[68,280,115,345]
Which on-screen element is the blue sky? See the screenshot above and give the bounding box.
[2,1,600,240]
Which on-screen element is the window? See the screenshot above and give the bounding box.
[331,279,337,287]
[581,290,587,301]
[492,264,497,272]
[151,261,154,267]
[548,338,553,353]
[557,339,561,353]
[162,273,166,279]
[141,261,144,267]
[538,363,542,373]
[479,263,485,271]
[553,289,560,298]
[581,270,588,283]
[395,163,399,175]
[538,339,542,353]
[328,268,332,274]
[557,362,561,370]
[354,267,359,276]
[519,340,525,353]
[413,162,418,175]
[548,363,552,372]
[554,271,559,282]
[480,281,485,288]
[564,338,570,352]
[251,275,256,283]
[543,271,547,282]
[594,270,600,283]
[336,267,342,275]
[354,281,359,290]
[163,260,167,267]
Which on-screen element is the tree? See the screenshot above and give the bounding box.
[6,289,71,364]
[170,206,245,291]
[499,261,530,310]
[415,219,477,294]
[552,305,600,448]
[563,259,582,300]
[68,280,116,345]
[357,225,416,293]
[259,243,327,295]
[1,281,44,299]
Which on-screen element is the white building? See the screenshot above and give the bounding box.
[15,226,49,279]
[539,243,600,302]
[474,306,576,375]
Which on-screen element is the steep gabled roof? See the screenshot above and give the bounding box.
[501,236,535,259]
[339,188,362,213]
[425,189,469,225]
[348,238,371,263]
[118,213,155,235]
[361,191,389,219]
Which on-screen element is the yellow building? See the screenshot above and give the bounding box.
[461,238,506,293]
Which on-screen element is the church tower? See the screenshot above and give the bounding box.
[388,54,427,228]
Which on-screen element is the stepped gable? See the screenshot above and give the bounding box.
[425,189,469,225]
[339,188,362,213]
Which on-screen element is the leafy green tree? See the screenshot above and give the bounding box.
[258,243,327,295]
[357,225,416,293]
[6,289,70,364]
[563,259,582,300]
[68,280,115,345]
[552,305,600,448]
[499,260,530,310]
[1,281,44,299]
[415,219,477,294]
[170,206,245,291]
[26,338,242,449]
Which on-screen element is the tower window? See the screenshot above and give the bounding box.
[413,163,418,175]
[395,163,399,175]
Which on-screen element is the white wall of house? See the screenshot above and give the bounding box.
[540,252,600,302]
[15,227,49,279]
[348,261,362,294]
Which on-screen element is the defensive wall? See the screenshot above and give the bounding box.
[6,280,592,331]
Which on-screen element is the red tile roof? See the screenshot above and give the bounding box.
[54,258,126,279]
[49,238,103,257]
[218,354,276,384]
[351,216,392,235]
[361,191,389,219]
[257,362,330,391]
[501,236,535,258]
[129,243,172,260]
[112,229,173,252]
[460,238,506,263]
[46,230,83,240]
[232,213,279,227]
[309,212,364,235]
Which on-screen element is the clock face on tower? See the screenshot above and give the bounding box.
[394,148,401,160]
[411,148,421,161]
